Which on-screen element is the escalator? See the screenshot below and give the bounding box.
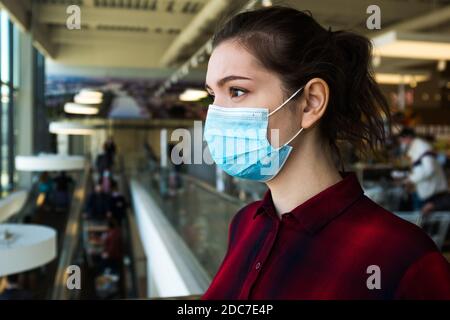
[4,169,83,299]
[50,159,146,300]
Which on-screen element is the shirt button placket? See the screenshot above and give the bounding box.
[239,218,280,299]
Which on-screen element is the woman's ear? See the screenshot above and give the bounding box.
[301,78,329,129]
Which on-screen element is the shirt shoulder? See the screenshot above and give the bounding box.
[347,195,439,254]
[340,196,450,298]
[395,251,450,299]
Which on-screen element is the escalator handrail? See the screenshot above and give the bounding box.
[50,161,91,299]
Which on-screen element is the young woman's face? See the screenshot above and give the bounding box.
[205,40,304,148]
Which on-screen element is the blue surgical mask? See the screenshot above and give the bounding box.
[204,87,304,182]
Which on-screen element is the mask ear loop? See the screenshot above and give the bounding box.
[284,127,304,146]
[267,86,305,149]
[268,86,304,117]
[271,127,304,151]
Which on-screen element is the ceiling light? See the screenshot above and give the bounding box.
[372,31,450,60]
[49,122,95,135]
[79,89,103,99]
[64,102,99,115]
[179,89,209,102]
[74,94,103,104]
[74,89,103,104]
[375,73,430,85]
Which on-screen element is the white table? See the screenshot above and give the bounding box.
[0,224,57,276]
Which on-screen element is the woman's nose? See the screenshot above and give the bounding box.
[212,97,224,106]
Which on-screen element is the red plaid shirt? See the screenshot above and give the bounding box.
[202,173,450,300]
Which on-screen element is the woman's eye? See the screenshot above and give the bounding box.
[230,87,247,98]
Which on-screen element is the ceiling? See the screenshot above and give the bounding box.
[0,0,248,68]
[1,0,449,82]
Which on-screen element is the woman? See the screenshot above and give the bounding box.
[201,6,450,300]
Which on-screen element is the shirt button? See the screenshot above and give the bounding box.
[255,262,261,270]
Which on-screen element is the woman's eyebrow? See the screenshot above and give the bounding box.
[205,75,252,91]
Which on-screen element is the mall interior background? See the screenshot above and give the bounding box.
[0,0,449,299]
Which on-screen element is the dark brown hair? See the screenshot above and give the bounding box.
[212,5,391,165]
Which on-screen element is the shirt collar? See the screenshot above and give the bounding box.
[252,172,364,234]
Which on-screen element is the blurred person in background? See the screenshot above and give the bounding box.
[99,169,114,194]
[52,171,74,212]
[96,144,113,177]
[0,274,32,300]
[107,181,128,226]
[398,128,449,214]
[104,136,117,168]
[100,218,124,296]
[84,184,111,220]
[37,171,53,209]
[101,219,123,271]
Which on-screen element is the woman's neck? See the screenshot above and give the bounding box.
[266,137,342,219]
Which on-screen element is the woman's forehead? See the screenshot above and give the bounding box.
[206,42,269,87]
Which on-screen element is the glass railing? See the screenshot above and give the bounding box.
[134,167,245,279]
